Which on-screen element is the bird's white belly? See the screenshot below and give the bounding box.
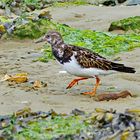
[63,55,115,77]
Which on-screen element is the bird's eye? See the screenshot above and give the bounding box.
[46,35,50,38]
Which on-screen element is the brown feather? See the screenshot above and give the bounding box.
[72,45,112,70]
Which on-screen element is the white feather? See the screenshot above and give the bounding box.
[57,49,64,57]
[63,55,116,78]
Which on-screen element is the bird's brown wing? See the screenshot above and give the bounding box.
[72,46,112,70]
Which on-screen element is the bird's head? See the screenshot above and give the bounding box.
[35,31,63,46]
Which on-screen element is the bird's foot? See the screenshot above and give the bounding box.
[66,78,88,89]
[82,76,100,96]
[66,79,78,89]
[82,91,96,97]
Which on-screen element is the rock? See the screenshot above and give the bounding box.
[125,0,140,5]
[15,0,21,3]
[87,0,117,6]
[87,0,140,5]
[102,0,116,5]
[96,90,132,101]
[0,9,4,16]
[117,0,127,3]
[109,16,140,34]
[27,5,36,11]
[1,108,140,139]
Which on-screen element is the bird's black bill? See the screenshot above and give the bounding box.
[35,37,45,43]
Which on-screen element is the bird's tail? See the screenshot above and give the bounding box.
[111,62,136,73]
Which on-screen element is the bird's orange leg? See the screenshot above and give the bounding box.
[82,76,100,96]
[66,77,88,89]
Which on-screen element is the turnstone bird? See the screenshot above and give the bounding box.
[36,31,136,96]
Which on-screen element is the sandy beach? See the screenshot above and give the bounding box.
[0,5,140,115]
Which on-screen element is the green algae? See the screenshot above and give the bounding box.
[0,16,10,23]
[16,116,86,140]
[52,0,88,7]
[3,17,140,62]
[20,18,140,62]
[1,108,140,140]
[0,0,89,13]
[109,16,140,33]
[3,114,87,140]
[12,19,55,39]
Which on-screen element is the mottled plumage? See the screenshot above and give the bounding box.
[36,31,136,96]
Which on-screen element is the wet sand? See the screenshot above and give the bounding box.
[0,5,140,115]
[50,5,140,31]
